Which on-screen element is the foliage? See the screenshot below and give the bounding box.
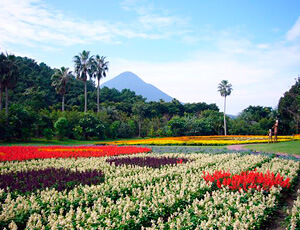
[6,104,36,141]
[218,80,233,136]
[42,128,54,141]
[230,105,276,135]
[78,113,105,140]
[54,117,69,140]
[51,67,73,111]
[92,55,109,112]
[0,52,298,142]
[278,77,300,134]
[73,50,94,113]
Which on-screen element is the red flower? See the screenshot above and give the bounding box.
[0,146,152,162]
[202,169,291,192]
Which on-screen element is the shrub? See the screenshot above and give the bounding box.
[43,128,54,141]
[54,117,69,140]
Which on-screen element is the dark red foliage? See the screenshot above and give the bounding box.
[0,168,104,193]
[202,169,291,192]
[106,156,190,168]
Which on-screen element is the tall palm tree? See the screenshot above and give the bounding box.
[92,55,109,112]
[51,67,73,111]
[218,80,233,135]
[73,50,93,113]
[2,53,19,116]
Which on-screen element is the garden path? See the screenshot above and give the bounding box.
[227,144,300,159]
[226,144,247,151]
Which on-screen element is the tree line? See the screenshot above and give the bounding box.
[0,51,299,141]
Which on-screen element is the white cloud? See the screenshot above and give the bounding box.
[0,0,191,48]
[286,16,300,41]
[120,0,190,38]
[105,33,300,115]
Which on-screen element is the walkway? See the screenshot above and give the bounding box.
[227,144,300,159]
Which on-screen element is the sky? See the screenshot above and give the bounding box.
[0,0,300,115]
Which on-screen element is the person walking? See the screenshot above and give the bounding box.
[268,128,273,143]
[273,119,279,143]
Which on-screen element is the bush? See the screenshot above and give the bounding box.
[7,104,36,141]
[43,128,54,141]
[78,113,105,140]
[54,117,69,140]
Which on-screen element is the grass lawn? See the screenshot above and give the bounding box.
[0,138,97,146]
[0,137,152,146]
[244,140,300,155]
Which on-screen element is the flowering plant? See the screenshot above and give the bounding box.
[202,169,291,192]
[0,146,151,162]
[97,135,293,146]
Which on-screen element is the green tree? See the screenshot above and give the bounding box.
[54,117,69,140]
[78,113,105,140]
[92,55,109,112]
[43,128,54,141]
[73,50,94,113]
[278,77,300,134]
[168,116,187,136]
[132,102,150,137]
[7,104,36,141]
[51,67,73,111]
[0,53,6,111]
[2,53,19,116]
[218,80,233,135]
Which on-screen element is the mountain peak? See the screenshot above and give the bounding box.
[113,71,145,83]
[102,72,174,102]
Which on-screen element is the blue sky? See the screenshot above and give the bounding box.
[1,0,300,115]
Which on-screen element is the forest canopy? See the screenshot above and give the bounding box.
[0,53,299,141]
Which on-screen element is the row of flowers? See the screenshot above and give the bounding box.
[0,146,152,162]
[202,169,291,192]
[1,152,299,229]
[96,135,294,146]
[149,156,300,229]
[288,193,300,230]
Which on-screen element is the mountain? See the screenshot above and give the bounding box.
[102,71,174,102]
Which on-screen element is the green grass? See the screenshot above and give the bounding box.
[244,140,300,155]
[0,138,98,146]
[0,137,151,146]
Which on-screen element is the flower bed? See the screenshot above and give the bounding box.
[287,194,300,230]
[96,135,293,146]
[106,156,190,168]
[0,145,152,162]
[0,152,299,229]
[0,168,104,193]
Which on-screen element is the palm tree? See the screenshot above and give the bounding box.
[218,80,233,135]
[92,55,109,112]
[2,53,19,116]
[73,50,93,113]
[51,67,73,111]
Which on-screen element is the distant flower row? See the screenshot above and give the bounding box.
[0,152,299,229]
[0,146,151,162]
[97,135,293,146]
